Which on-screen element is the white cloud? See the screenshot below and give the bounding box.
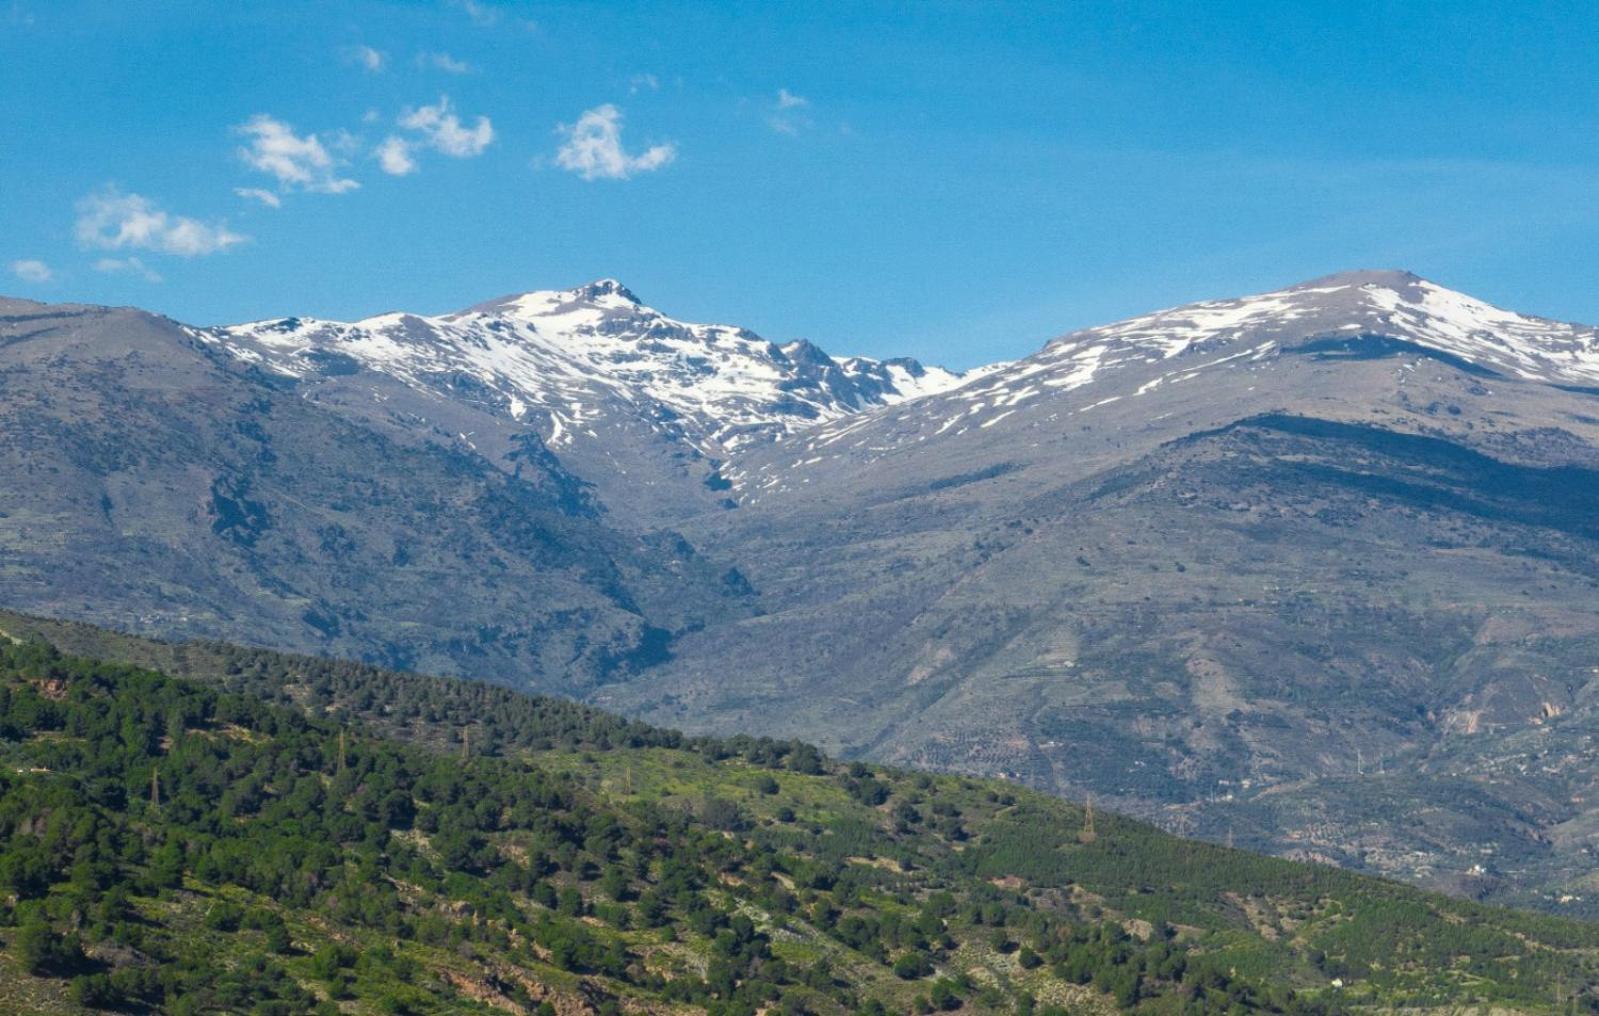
[370,97,492,176]
[375,136,418,176]
[420,51,472,74]
[769,88,814,135]
[449,1,535,31]
[93,256,163,283]
[324,128,360,156]
[346,44,386,72]
[9,258,52,283]
[234,187,282,208]
[629,73,660,95]
[235,114,360,195]
[554,104,676,181]
[452,0,498,26]
[397,96,494,157]
[74,187,246,257]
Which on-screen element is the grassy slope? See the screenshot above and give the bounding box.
[0,612,1596,1013]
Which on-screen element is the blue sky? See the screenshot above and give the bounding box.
[4,1,1598,369]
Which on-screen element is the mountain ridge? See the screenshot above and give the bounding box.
[733,267,1599,499]
[212,279,969,450]
[9,269,1599,912]
[189,277,983,525]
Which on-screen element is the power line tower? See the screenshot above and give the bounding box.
[1078,794,1097,844]
[337,729,347,774]
[1172,811,1195,838]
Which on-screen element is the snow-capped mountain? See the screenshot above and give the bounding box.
[1016,267,1599,400]
[210,279,969,459]
[741,269,1599,498]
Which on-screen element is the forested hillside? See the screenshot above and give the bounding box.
[1,622,1598,1013]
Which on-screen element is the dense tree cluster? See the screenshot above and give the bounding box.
[0,636,1595,1014]
[6,620,834,770]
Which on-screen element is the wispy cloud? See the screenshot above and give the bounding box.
[374,97,493,176]
[554,104,676,181]
[375,135,419,176]
[93,256,163,283]
[9,258,52,283]
[769,88,813,134]
[400,96,494,155]
[236,115,360,196]
[629,73,660,95]
[75,187,246,257]
[419,51,472,74]
[449,0,536,32]
[345,44,386,72]
[234,187,282,208]
[451,0,498,26]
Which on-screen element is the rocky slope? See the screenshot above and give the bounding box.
[0,281,974,688]
[0,296,748,693]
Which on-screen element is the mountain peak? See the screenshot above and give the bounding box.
[756,270,1599,484]
[1292,268,1426,292]
[456,278,643,318]
[778,339,837,367]
[210,278,973,479]
[1033,267,1599,383]
[571,278,640,304]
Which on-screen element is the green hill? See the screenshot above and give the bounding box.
[0,615,1597,1013]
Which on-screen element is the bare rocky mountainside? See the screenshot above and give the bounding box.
[6,270,1599,912]
[0,283,970,689]
[0,294,752,691]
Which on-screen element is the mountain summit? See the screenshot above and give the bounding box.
[216,278,969,453]
[1038,268,1599,382]
[211,279,971,521]
[737,269,1599,499]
